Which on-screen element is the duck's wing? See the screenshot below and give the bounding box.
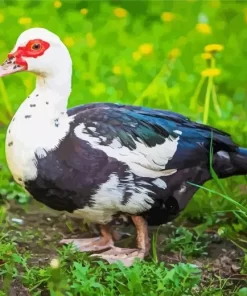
[70,105,237,177]
[67,102,190,119]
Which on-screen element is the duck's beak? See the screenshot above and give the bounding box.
[0,56,26,77]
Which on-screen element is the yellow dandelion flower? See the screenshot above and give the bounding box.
[54,1,62,9]
[132,51,142,61]
[161,12,175,22]
[201,68,221,77]
[80,8,88,15]
[204,44,224,53]
[196,23,212,34]
[138,43,153,56]
[112,65,121,75]
[0,13,4,23]
[114,7,128,18]
[168,48,181,59]
[63,37,75,48]
[18,17,32,25]
[201,53,213,60]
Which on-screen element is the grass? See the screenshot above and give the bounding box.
[1,0,247,294]
[0,227,202,296]
[0,239,202,296]
[0,205,246,295]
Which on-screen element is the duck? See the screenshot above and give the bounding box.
[1,27,247,266]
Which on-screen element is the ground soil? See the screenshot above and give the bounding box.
[1,200,247,295]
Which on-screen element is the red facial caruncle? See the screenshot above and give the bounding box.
[8,39,50,70]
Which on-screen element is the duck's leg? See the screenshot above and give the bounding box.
[60,224,114,252]
[91,216,150,267]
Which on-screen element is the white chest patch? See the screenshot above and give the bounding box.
[5,93,70,184]
[74,124,181,178]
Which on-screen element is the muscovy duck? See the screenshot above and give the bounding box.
[1,28,247,266]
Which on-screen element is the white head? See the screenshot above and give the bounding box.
[0,28,72,97]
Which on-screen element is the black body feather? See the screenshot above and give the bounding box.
[24,103,247,226]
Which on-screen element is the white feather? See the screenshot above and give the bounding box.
[152,178,167,189]
[217,151,230,159]
[174,130,182,135]
[74,123,180,178]
[6,90,70,183]
[72,172,154,224]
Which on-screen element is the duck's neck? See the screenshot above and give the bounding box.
[34,68,72,113]
[10,70,72,133]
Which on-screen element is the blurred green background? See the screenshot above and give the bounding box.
[0,0,247,222]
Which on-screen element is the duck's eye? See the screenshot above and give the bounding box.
[31,43,41,50]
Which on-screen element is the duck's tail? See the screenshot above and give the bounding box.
[214,147,247,178]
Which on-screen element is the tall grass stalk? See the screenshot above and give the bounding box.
[203,75,214,124]
[212,84,222,117]
[189,131,247,216]
[151,225,161,264]
[189,76,205,110]
[203,58,222,124]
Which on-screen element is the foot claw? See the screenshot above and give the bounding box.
[59,238,113,252]
[60,238,98,246]
[91,247,145,267]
